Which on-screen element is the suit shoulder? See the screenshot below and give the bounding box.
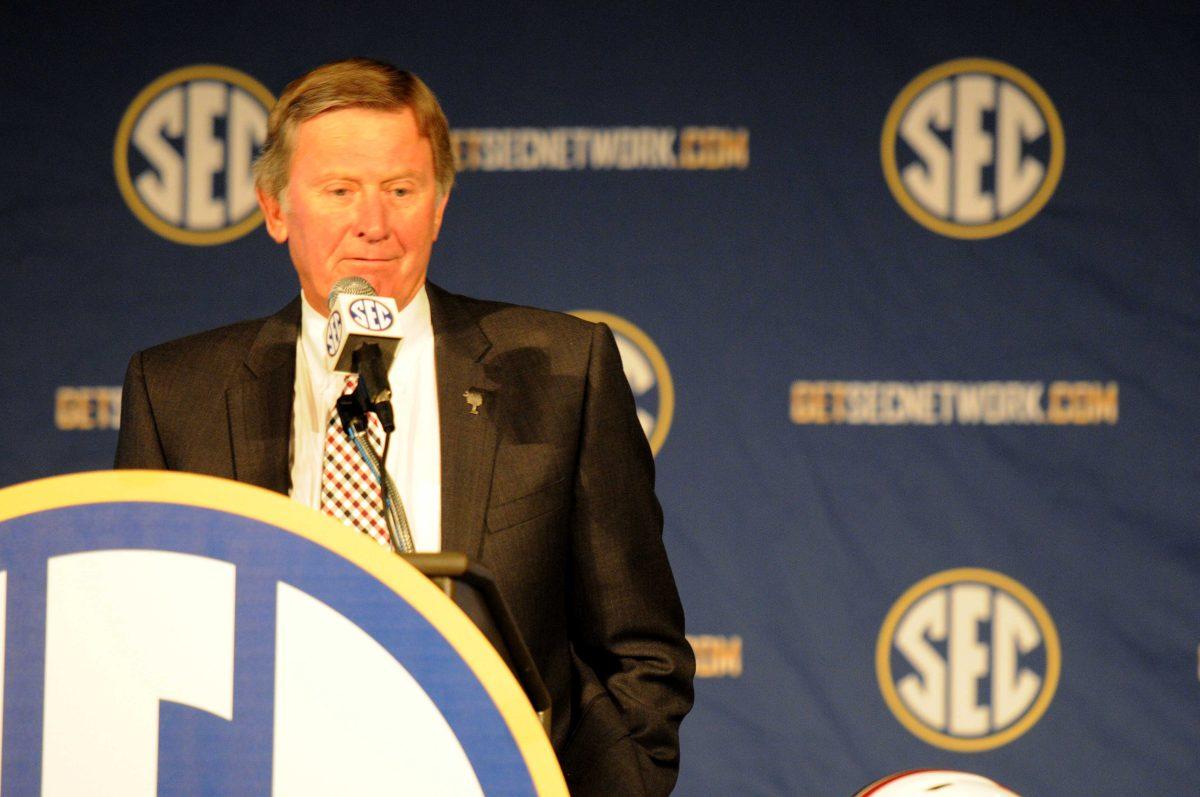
[444,291,599,349]
[140,316,264,360]
[134,301,295,385]
[136,317,260,375]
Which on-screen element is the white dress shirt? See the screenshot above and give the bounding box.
[289,285,442,552]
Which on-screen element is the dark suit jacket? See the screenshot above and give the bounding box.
[115,282,695,795]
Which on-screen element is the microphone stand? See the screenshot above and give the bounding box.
[352,343,395,433]
[336,383,414,554]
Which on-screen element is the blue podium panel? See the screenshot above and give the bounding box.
[0,471,565,796]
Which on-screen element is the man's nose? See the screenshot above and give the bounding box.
[355,190,389,241]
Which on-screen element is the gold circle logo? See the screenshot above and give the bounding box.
[881,58,1064,239]
[569,310,674,456]
[114,65,275,246]
[875,568,1060,752]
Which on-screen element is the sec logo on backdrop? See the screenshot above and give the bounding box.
[569,310,673,456]
[882,58,1064,239]
[876,568,1060,752]
[114,65,274,245]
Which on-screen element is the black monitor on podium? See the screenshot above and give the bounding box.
[402,552,552,734]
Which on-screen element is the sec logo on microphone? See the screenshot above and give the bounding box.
[348,298,395,331]
[325,311,343,356]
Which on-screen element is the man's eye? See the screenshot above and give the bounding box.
[391,187,410,197]
[330,188,350,197]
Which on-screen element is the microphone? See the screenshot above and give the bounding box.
[324,277,414,553]
[325,277,402,432]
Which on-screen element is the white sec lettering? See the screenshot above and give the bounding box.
[132,87,185,224]
[947,583,989,735]
[952,75,996,224]
[899,81,952,218]
[895,589,948,729]
[185,81,227,230]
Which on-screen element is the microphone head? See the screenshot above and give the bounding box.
[327,276,376,311]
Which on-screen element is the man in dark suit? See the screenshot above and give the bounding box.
[115,59,693,795]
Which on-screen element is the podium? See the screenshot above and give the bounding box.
[0,471,566,796]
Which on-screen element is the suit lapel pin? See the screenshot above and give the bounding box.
[463,388,483,415]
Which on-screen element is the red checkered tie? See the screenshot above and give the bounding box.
[320,375,391,548]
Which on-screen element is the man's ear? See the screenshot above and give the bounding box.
[257,187,288,243]
[431,190,450,241]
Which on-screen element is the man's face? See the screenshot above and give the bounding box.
[257,106,449,315]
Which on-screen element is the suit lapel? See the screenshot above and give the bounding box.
[228,298,300,494]
[429,283,499,559]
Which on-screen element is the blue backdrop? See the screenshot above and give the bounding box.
[3,3,1198,794]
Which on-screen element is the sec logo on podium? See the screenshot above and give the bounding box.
[0,471,565,796]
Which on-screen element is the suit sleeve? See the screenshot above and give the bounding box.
[114,351,168,470]
[569,322,695,796]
